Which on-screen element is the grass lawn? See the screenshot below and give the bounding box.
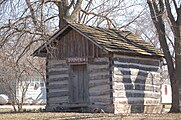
[0,109,181,120]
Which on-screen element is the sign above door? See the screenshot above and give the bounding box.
[67,57,88,63]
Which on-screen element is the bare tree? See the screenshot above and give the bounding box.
[0,0,145,111]
[147,0,181,113]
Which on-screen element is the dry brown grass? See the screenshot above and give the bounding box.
[0,110,181,120]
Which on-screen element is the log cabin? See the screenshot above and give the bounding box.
[33,23,163,114]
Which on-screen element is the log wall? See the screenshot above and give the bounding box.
[45,57,113,112]
[87,57,113,112]
[112,54,162,114]
[46,59,69,111]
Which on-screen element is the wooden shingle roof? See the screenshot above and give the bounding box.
[71,24,163,57]
[33,23,163,57]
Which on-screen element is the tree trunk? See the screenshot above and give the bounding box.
[169,74,180,112]
[175,12,181,111]
[147,0,181,112]
[56,1,69,29]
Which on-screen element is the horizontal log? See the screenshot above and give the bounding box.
[113,63,159,72]
[48,96,69,104]
[93,57,109,62]
[88,67,109,74]
[92,102,112,105]
[47,63,68,69]
[89,74,110,80]
[112,83,160,92]
[48,74,69,79]
[113,98,160,105]
[114,60,159,69]
[48,67,68,73]
[113,90,161,98]
[89,90,111,96]
[48,83,68,89]
[48,59,66,65]
[113,55,160,66]
[88,64,109,70]
[49,88,68,93]
[89,71,109,78]
[90,94,110,100]
[89,80,111,88]
[47,91,69,98]
[89,78,109,83]
[48,70,69,76]
[49,80,68,85]
[89,61,109,65]
[113,72,160,80]
[89,84,110,92]
[112,75,161,85]
[48,77,69,82]
[90,97,112,103]
[113,67,160,77]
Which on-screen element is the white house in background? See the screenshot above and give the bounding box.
[161,84,172,104]
[16,77,46,104]
[161,69,172,104]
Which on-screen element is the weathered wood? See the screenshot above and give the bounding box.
[112,83,160,92]
[47,91,69,98]
[89,84,110,91]
[89,71,109,77]
[113,98,160,105]
[69,65,88,103]
[113,67,160,77]
[113,63,159,72]
[48,59,67,65]
[88,64,109,70]
[49,80,68,85]
[113,75,161,85]
[48,74,69,79]
[48,67,68,72]
[114,60,159,69]
[47,64,68,69]
[113,90,160,98]
[89,74,110,80]
[90,97,112,103]
[48,96,69,103]
[48,83,68,90]
[49,88,68,93]
[61,103,88,108]
[50,29,107,59]
[48,77,69,82]
[92,102,112,105]
[88,68,109,74]
[48,70,69,75]
[89,95,111,105]
[89,90,111,96]
[89,61,109,65]
[89,80,110,88]
[113,54,160,66]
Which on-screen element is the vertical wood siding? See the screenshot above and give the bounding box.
[49,29,105,59]
[112,54,162,114]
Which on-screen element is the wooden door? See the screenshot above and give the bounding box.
[69,64,88,104]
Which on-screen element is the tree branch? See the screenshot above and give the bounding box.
[164,0,176,28]
[25,0,39,27]
[81,9,116,28]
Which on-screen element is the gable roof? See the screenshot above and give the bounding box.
[33,23,163,57]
